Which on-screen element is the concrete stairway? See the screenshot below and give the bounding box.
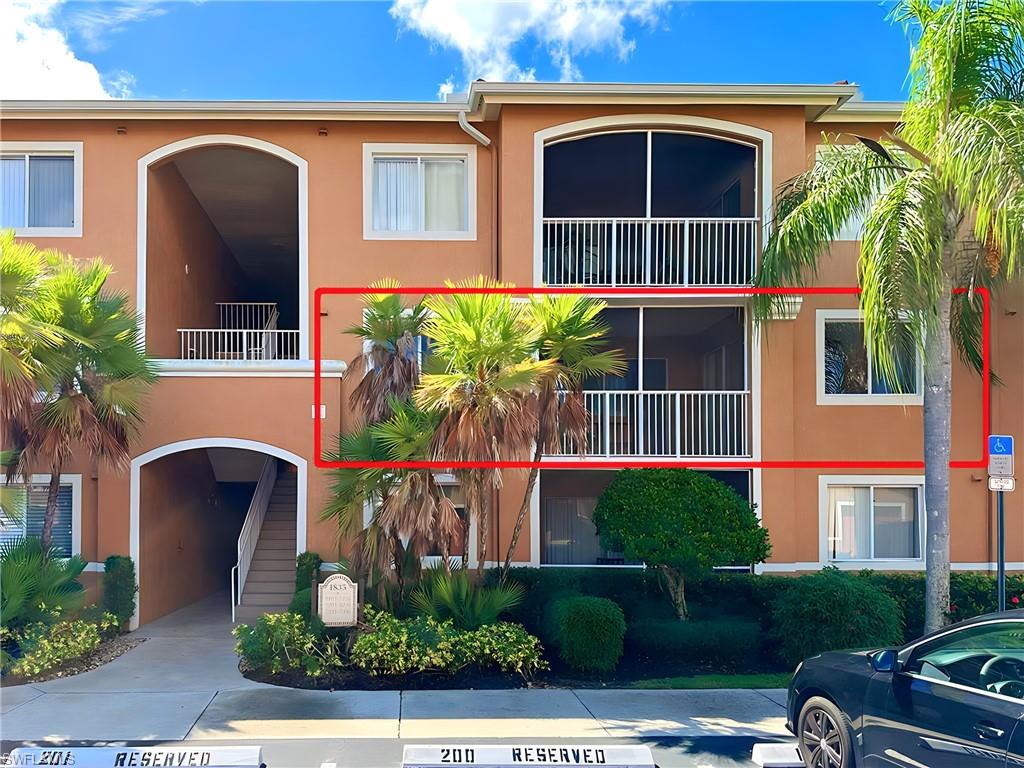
[235,467,297,623]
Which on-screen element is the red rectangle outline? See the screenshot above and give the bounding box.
[314,285,990,471]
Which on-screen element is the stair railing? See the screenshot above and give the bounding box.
[231,456,278,621]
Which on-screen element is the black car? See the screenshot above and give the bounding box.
[788,609,1024,767]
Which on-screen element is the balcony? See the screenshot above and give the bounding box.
[542,217,759,287]
[546,306,751,460]
[542,129,759,288]
[178,302,300,361]
[556,390,750,458]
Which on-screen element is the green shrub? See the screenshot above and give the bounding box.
[1,537,86,632]
[296,552,323,590]
[593,469,771,619]
[8,612,118,678]
[772,570,903,665]
[102,555,137,626]
[233,612,342,678]
[544,595,625,674]
[627,617,762,671]
[289,588,312,616]
[351,607,546,678]
[409,565,525,630]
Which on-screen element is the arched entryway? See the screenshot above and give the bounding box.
[136,135,309,363]
[129,438,307,630]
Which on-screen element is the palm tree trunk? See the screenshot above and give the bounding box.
[39,464,62,552]
[476,478,491,580]
[923,275,953,633]
[502,452,541,577]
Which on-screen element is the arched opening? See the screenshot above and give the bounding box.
[535,116,770,288]
[130,438,306,628]
[138,136,308,363]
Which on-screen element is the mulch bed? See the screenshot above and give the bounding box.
[0,635,146,686]
[240,656,764,691]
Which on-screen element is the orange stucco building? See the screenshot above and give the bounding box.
[2,82,1021,628]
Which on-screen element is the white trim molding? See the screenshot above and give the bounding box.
[136,134,310,363]
[155,359,346,378]
[532,114,774,289]
[817,473,925,569]
[128,437,308,630]
[362,142,478,241]
[815,309,924,406]
[0,141,84,237]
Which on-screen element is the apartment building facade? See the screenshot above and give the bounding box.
[2,82,1022,629]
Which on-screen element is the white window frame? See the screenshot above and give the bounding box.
[362,143,476,241]
[818,474,925,568]
[1,473,83,557]
[816,309,923,406]
[0,141,84,237]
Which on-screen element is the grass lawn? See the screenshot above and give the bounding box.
[629,672,792,690]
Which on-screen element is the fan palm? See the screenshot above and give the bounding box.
[0,231,65,428]
[755,0,1024,632]
[415,278,555,575]
[500,295,625,575]
[408,562,525,630]
[0,536,87,631]
[345,279,428,425]
[13,254,156,550]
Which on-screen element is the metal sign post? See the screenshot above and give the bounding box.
[989,435,1015,612]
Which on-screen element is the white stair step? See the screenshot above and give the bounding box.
[242,593,292,607]
[247,569,296,581]
[244,582,294,596]
[234,605,280,623]
[257,539,294,550]
[259,529,295,540]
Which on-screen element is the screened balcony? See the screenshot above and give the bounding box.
[542,131,759,287]
[549,306,750,459]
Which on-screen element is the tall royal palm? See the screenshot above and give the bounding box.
[15,254,155,550]
[756,0,1023,632]
[415,279,554,575]
[500,295,624,575]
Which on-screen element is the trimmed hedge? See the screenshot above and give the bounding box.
[102,555,138,626]
[289,587,312,616]
[543,595,625,674]
[296,552,323,591]
[771,570,904,665]
[626,617,762,671]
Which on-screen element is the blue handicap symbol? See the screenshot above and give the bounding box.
[990,435,1014,456]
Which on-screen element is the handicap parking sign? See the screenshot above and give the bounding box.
[989,435,1014,478]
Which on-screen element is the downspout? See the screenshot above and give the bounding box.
[458,111,499,281]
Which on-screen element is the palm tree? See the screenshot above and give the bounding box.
[328,283,458,587]
[0,231,64,430]
[415,278,555,576]
[500,295,625,575]
[13,253,155,550]
[755,0,1023,632]
[345,280,428,425]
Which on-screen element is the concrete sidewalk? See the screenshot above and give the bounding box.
[0,594,789,743]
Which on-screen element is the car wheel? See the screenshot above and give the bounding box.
[797,696,853,768]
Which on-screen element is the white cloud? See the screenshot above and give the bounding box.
[390,0,667,95]
[1,0,157,99]
[64,0,166,53]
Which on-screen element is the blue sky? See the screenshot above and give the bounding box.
[6,1,913,102]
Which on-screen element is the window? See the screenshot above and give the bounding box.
[823,480,922,562]
[0,476,81,558]
[905,621,1024,696]
[541,497,634,566]
[816,310,922,405]
[0,142,83,237]
[363,144,476,240]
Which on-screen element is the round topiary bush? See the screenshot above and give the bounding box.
[771,569,903,666]
[544,595,625,674]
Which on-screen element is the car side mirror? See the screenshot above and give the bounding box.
[871,648,899,673]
